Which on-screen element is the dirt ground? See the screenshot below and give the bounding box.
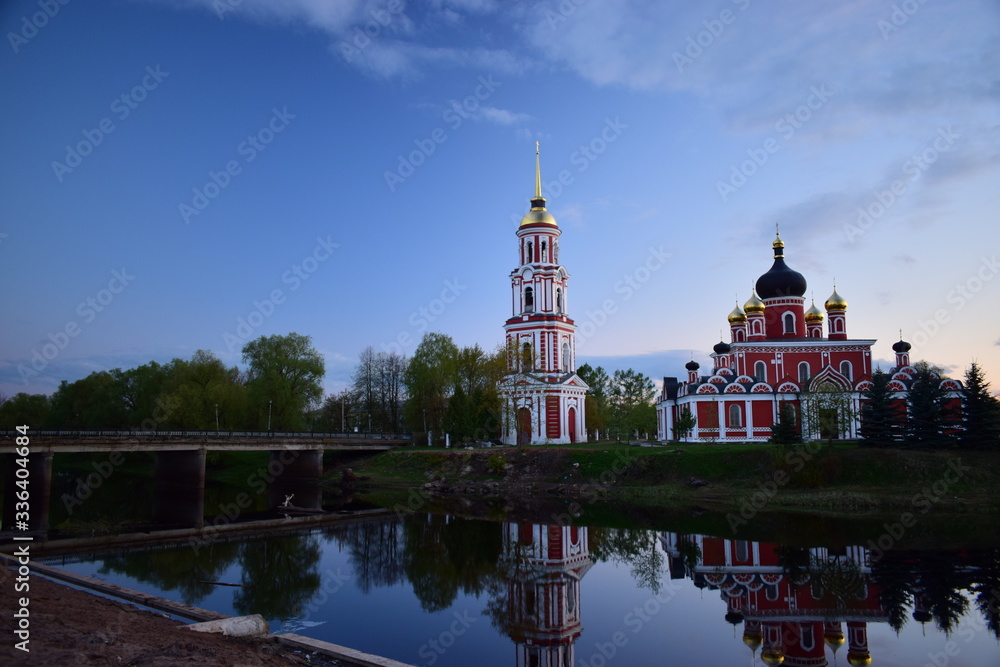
[0,565,338,666]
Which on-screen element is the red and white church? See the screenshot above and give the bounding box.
[655,232,962,442]
[499,146,588,445]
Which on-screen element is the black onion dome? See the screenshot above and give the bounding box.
[756,235,807,299]
[685,360,700,371]
[892,339,911,353]
[714,340,731,355]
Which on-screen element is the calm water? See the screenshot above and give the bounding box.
[42,514,1000,667]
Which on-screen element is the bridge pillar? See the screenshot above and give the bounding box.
[3,452,53,532]
[268,448,323,510]
[152,449,205,528]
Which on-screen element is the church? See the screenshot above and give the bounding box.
[499,146,588,445]
[654,232,963,443]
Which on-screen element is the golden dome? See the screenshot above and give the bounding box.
[825,286,848,311]
[847,652,872,666]
[520,142,558,227]
[742,632,763,651]
[805,300,825,323]
[824,632,845,647]
[761,649,785,665]
[728,301,747,323]
[744,290,765,314]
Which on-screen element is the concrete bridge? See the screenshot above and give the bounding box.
[1,430,410,534]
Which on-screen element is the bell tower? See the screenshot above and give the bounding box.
[501,144,588,445]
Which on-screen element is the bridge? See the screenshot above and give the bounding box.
[1,430,412,533]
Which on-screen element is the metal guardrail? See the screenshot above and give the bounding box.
[0,429,412,440]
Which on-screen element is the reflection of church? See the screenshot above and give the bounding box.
[661,532,884,666]
[500,523,593,666]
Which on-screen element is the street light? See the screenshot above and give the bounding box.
[267,400,273,433]
[215,403,219,432]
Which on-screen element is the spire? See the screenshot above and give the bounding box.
[521,142,556,226]
[535,141,542,200]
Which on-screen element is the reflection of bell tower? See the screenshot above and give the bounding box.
[502,523,593,667]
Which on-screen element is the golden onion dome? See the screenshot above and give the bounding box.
[824,631,846,647]
[760,649,785,665]
[744,290,765,314]
[520,143,558,227]
[728,301,747,323]
[847,652,872,666]
[805,300,825,323]
[825,286,848,311]
[742,632,763,651]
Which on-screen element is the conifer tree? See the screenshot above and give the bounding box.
[961,361,1000,449]
[861,368,898,447]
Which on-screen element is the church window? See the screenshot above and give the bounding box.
[556,288,563,314]
[798,362,810,384]
[524,286,534,312]
[754,361,767,383]
[735,329,745,342]
[527,241,533,262]
[840,361,852,381]
[521,342,532,371]
[783,312,795,334]
[735,540,749,562]
[728,404,742,427]
[541,240,547,262]
[562,342,570,372]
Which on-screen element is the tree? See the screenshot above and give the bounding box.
[404,332,459,440]
[907,362,948,446]
[242,333,324,430]
[0,393,50,428]
[770,402,802,444]
[961,362,1000,449]
[112,361,170,428]
[161,351,245,430]
[861,368,900,447]
[608,368,656,440]
[48,371,129,429]
[672,407,696,442]
[578,363,611,439]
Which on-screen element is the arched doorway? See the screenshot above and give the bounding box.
[568,407,577,443]
[517,407,532,446]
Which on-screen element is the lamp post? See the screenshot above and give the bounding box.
[215,403,219,432]
[267,400,273,433]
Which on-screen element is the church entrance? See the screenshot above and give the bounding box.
[516,408,532,446]
[568,407,577,443]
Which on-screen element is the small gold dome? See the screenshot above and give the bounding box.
[744,290,765,314]
[742,632,763,651]
[728,302,747,323]
[824,632,845,647]
[519,207,558,227]
[805,300,825,323]
[825,287,848,311]
[847,652,872,666]
[761,649,785,665]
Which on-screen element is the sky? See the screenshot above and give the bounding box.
[2,0,999,400]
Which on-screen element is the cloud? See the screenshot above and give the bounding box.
[476,106,531,125]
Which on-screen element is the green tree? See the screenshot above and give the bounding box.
[48,371,128,429]
[961,361,1000,449]
[770,402,802,444]
[608,368,656,440]
[861,368,899,447]
[578,363,611,439]
[907,362,949,445]
[800,382,858,443]
[672,407,696,442]
[0,393,51,428]
[162,350,245,430]
[242,333,324,431]
[404,332,459,440]
[112,361,170,428]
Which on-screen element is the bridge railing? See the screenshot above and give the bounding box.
[0,429,412,440]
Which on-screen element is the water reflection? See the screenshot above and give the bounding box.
[67,516,1000,665]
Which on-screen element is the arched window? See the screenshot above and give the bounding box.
[526,241,533,262]
[754,361,767,383]
[798,362,810,384]
[556,288,563,314]
[783,312,795,334]
[735,329,745,342]
[541,240,547,262]
[524,286,534,312]
[521,342,532,371]
[562,342,570,372]
[840,360,852,381]
[728,404,742,427]
[752,320,762,335]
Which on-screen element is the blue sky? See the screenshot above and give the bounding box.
[2,0,999,399]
